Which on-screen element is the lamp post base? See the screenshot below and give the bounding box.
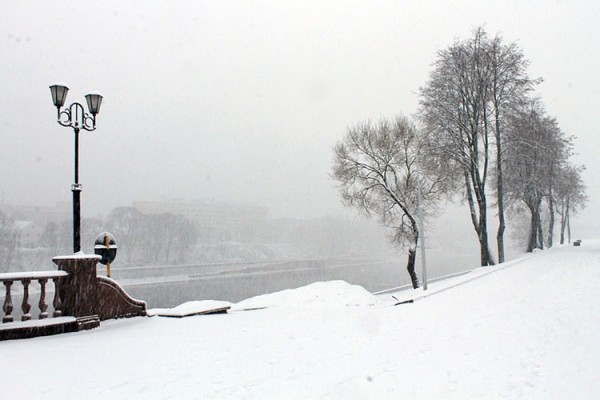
[72,187,81,253]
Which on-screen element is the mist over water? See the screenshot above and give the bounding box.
[1,2,594,308]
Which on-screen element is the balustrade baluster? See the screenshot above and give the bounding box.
[21,278,32,321]
[52,277,63,317]
[38,278,49,319]
[3,280,14,323]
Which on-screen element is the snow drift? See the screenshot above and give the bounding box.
[3,241,600,399]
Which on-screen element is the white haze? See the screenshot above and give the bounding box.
[1,1,599,261]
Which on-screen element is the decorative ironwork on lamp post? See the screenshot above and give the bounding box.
[49,83,103,253]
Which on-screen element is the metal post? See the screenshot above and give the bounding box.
[50,84,102,254]
[74,127,79,184]
[418,196,427,291]
[105,234,111,277]
[72,128,81,253]
[415,129,428,291]
[417,182,428,290]
[72,189,81,253]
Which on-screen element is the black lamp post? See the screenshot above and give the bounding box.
[49,83,103,253]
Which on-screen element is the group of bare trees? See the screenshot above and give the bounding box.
[106,207,198,265]
[503,100,586,251]
[332,27,587,286]
[1,203,397,272]
[0,208,198,271]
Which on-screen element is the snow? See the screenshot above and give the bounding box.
[0,316,76,331]
[146,281,375,316]
[0,270,67,281]
[50,82,68,87]
[3,241,600,399]
[234,280,378,310]
[53,253,101,260]
[147,300,232,317]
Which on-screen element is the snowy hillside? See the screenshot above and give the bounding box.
[4,241,600,399]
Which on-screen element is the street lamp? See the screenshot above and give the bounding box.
[49,83,103,253]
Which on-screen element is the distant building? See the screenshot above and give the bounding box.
[14,221,44,248]
[1,202,71,226]
[132,200,271,241]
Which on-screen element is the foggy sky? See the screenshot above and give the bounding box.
[2,0,599,228]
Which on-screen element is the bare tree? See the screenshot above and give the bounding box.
[554,164,587,244]
[152,213,198,263]
[486,33,539,262]
[503,99,572,252]
[420,27,496,266]
[331,116,451,288]
[106,207,146,264]
[107,208,199,265]
[420,27,538,265]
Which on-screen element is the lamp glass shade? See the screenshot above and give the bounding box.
[85,92,103,115]
[49,84,69,108]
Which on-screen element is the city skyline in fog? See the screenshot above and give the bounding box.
[2,1,599,235]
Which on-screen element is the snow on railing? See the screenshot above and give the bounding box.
[0,271,68,323]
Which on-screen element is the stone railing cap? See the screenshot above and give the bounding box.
[0,270,68,281]
[52,253,102,261]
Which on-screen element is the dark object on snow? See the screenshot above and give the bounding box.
[574,240,582,247]
[392,296,415,306]
[94,232,117,264]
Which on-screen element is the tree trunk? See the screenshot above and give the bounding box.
[464,172,479,231]
[559,201,567,245]
[567,203,571,243]
[406,221,420,289]
[496,197,506,263]
[478,209,495,266]
[547,196,555,248]
[527,204,536,252]
[527,208,537,252]
[464,171,495,266]
[475,180,495,266]
[406,247,419,289]
[495,113,506,263]
[527,203,543,252]
[537,219,544,250]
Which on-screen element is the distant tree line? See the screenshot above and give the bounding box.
[0,205,393,272]
[106,207,198,265]
[332,27,587,286]
[105,207,391,265]
[0,210,17,268]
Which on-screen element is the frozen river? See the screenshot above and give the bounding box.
[2,256,473,316]
[118,257,413,308]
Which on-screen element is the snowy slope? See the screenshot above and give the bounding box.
[3,241,600,399]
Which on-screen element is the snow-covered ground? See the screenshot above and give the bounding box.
[3,241,599,399]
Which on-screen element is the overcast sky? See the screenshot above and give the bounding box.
[1,1,599,225]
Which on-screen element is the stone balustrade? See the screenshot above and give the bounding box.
[1,255,146,341]
[0,270,68,323]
